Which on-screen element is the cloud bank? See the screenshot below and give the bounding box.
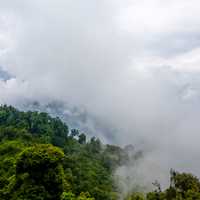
[0,0,200,190]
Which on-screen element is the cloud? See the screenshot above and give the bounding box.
[0,0,200,191]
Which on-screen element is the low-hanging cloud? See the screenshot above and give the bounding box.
[0,0,200,192]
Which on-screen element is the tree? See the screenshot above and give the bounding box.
[10,144,65,200]
[61,192,94,200]
[87,137,101,154]
[126,193,145,200]
[78,133,86,144]
[71,129,79,138]
[146,170,200,200]
[170,170,200,196]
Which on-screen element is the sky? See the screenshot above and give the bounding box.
[0,0,200,190]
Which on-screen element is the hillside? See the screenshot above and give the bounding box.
[0,105,130,200]
[0,105,199,200]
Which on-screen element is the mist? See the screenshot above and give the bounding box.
[0,0,200,193]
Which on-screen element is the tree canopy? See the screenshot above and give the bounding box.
[0,105,199,200]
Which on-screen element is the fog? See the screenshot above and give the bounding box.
[0,0,200,193]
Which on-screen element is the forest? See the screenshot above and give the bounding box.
[0,105,199,200]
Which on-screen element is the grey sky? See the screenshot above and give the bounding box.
[0,0,200,189]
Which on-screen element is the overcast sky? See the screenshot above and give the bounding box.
[0,0,200,188]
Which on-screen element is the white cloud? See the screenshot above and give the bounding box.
[171,48,200,72]
[117,0,200,33]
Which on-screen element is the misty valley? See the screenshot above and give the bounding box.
[0,105,199,200]
[1,1,200,199]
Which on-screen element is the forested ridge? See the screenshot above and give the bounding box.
[0,105,199,200]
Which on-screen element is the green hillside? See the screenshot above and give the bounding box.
[0,105,199,200]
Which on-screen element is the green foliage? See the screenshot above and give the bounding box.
[145,170,200,200]
[86,137,102,154]
[126,193,145,200]
[10,144,65,200]
[77,192,95,200]
[63,147,115,200]
[102,144,129,171]
[78,133,86,144]
[170,170,200,194]
[6,105,200,200]
[1,105,200,200]
[0,105,69,147]
[0,105,125,200]
[62,191,76,200]
[62,192,95,200]
[0,140,25,190]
